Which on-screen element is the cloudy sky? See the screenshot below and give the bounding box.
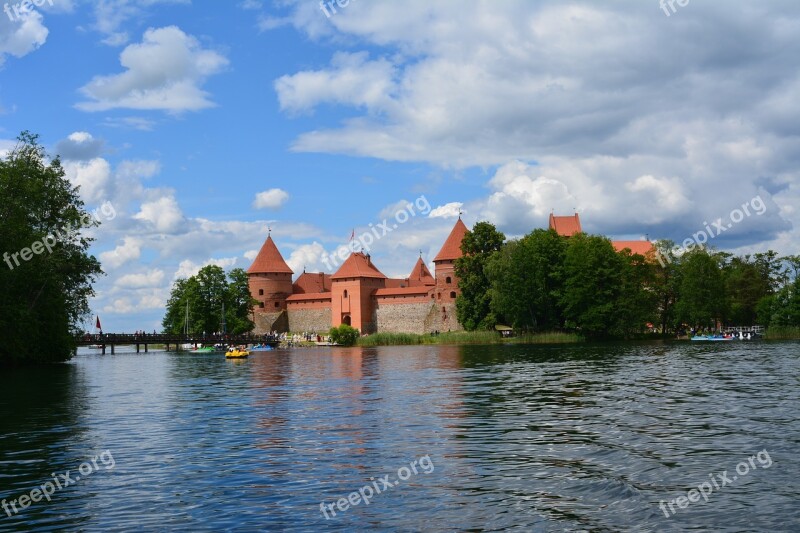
[1,0,798,332]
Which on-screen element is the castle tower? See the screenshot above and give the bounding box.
[247,233,294,314]
[408,256,435,286]
[548,212,582,237]
[433,217,469,304]
[331,252,386,333]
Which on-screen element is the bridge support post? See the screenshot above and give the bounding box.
[101,345,106,355]
[136,343,140,353]
[111,344,115,355]
[145,344,148,353]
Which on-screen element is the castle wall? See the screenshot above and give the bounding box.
[252,310,288,335]
[287,307,332,333]
[375,301,435,334]
[426,302,463,333]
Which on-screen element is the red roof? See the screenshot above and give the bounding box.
[293,272,331,294]
[286,292,332,302]
[434,218,469,262]
[375,286,433,297]
[331,252,387,280]
[549,213,582,237]
[612,240,656,256]
[247,235,293,275]
[408,257,434,283]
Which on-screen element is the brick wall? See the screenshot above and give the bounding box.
[375,301,435,334]
[252,311,288,334]
[288,307,332,333]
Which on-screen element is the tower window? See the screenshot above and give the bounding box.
[259,289,264,296]
[446,276,452,284]
[259,302,265,309]
[275,301,280,308]
[344,290,348,298]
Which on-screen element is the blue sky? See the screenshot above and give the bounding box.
[1,1,798,332]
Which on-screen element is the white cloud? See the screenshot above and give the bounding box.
[116,268,165,289]
[264,0,798,253]
[429,202,463,219]
[63,158,112,203]
[55,131,105,160]
[174,257,237,280]
[77,26,229,113]
[99,237,142,269]
[275,52,396,113]
[253,188,289,210]
[133,195,186,233]
[285,242,326,274]
[0,8,48,66]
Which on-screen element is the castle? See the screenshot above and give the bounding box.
[247,213,654,335]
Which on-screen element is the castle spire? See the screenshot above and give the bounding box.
[247,234,293,275]
[433,218,469,263]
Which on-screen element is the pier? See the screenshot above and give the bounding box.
[74,333,279,355]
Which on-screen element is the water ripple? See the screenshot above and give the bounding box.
[0,341,798,531]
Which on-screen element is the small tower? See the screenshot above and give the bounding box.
[433,217,469,304]
[408,255,435,286]
[247,233,294,313]
[331,252,386,333]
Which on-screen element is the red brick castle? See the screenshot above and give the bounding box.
[248,218,468,335]
[248,213,653,334]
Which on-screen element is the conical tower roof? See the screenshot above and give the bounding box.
[409,257,434,282]
[247,235,294,275]
[433,218,469,262]
[331,252,386,280]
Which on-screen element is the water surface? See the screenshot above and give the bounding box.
[0,341,798,531]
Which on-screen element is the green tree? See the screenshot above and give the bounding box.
[329,324,359,346]
[723,255,770,326]
[653,239,681,333]
[455,221,505,330]
[673,249,727,330]
[560,234,623,338]
[613,250,659,337]
[162,266,255,334]
[225,268,256,334]
[0,132,102,364]
[486,228,566,331]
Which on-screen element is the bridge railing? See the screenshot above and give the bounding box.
[74,333,280,346]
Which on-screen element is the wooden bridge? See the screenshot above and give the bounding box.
[74,333,279,355]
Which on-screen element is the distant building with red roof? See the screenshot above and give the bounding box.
[248,213,655,335]
[248,218,469,335]
[548,212,583,237]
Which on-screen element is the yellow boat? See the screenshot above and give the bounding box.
[225,347,250,359]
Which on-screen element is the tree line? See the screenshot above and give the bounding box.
[162,265,256,335]
[454,222,799,338]
[0,133,102,364]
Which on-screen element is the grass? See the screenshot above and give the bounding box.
[764,326,800,340]
[356,330,584,347]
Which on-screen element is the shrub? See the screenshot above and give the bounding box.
[329,324,360,346]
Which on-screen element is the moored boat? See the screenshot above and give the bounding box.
[225,347,250,358]
[194,346,217,353]
[691,335,735,342]
[249,344,273,352]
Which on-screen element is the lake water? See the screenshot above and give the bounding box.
[0,341,798,532]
